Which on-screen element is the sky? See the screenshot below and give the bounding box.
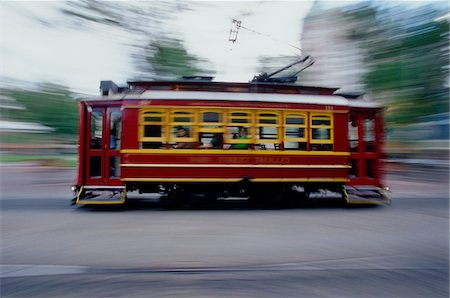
[0,0,437,95]
[1,1,134,94]
[174,1,315,82]
[1,1,317,94]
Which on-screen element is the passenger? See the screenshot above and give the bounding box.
[175,126,194,149]
[200,134,223,149]
[210,134,223,148]
[230,127,250,149]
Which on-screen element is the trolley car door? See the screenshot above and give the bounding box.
[85,107,122,186]
[349,111,381,185]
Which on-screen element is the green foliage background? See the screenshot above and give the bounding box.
[345,3,449,126]
[1,84,78,137]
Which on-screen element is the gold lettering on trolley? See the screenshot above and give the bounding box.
[254,157,290,164]
[187,156,291,165]
[217,157,251,164]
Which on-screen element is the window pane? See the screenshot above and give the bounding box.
[89,156,101,177]
[259,126,278,139]
[109,157,120,178]
[90,111,103,149]
[231,118,249,123]
[312,118,331,126]
[144,125,162,138]
[110,111,121,149]
[364,119,375,140]
[348,118,358,152]
[364,119,375,152]
[203,112,219,123]
[173,112,192,122]
[232,112,248,117]
[259,114,278,125]
[312,128,330,140]
[144,115,162,122]
[259,119,276,124]
[285,127,305,138]
[366,159,376,178]
[286,117,304,125]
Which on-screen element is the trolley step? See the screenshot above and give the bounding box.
[343,186,391,205]
[74,186,126,205]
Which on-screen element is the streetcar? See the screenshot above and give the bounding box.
[72,73,390,206]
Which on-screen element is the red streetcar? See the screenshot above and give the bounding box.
[72,75,390,206]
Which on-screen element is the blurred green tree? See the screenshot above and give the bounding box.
[1,84,78,137]
[141,39,214,80]
[60,1,214,79]
[346,4,449,125]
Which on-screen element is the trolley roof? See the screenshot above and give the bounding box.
[86,80,383,109]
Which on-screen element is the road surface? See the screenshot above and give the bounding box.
[1,166,448,297]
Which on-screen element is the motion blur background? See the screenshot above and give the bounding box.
[0,0,448,171]
[0,1,449,297]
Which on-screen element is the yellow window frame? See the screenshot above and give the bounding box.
[310,113,334,144]
[256,111,281,144]
[169,109,198,143]
[139,109,168,143]
[225,110,255,144]
[284,112,307,143]
[198,109,225,133]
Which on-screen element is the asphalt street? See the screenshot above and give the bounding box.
[1,165,448,297]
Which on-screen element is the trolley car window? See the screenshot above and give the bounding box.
[199,111,224,148]
[144,126,162,138]
[140,110,166,149]
[110,111,121,150]
[173,111,193,123]
[364,118,375,152]
[366,159,376,178]
[259,127,278,139]
[89,156,101,177]
[256,112,281,149]
[144,115,162,122]
[349,115,359,152]
[110,156,120,177]
[284,113,307,150]
[312,118,331,126]
[312,128,331,140]
[203,112,220,123]
[90,111,103,149]
[286,117,305,125]
[226,111,252,149]
[259,113,278,124]
[200,111,224,131]
[285,127,305,138]
[170,110,196,145]
[310,114,333,151]
[230,112,250,124]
